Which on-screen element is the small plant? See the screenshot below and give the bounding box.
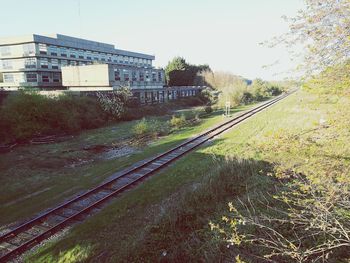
[204,106,213,114]
[132,118,149,137]
[170,114,187,129]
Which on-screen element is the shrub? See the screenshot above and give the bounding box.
[170,114,187,129]
[240,91,254,104]
[96,87,132,120]
[204,106,213,114]
[0,91,107,143]
[132,118,150,137]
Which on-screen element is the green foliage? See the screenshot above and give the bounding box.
[132,118,150,137]
[0,91,106,143]
[124,158,271,262]
[165,56,211,86]
[170,114,187,129]
[132,118,171,138]
[197,88,216,105]
[205,105,213,114]
[303,61,350,94]
[96,87,132,119]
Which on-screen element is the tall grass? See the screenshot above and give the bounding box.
[0,92,107,143]
[126,157,273,262]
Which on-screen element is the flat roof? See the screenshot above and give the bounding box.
[0,34,155,60]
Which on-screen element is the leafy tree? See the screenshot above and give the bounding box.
[273,0,350,75]
[165,57,211,86]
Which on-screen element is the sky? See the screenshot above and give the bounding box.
[0,0,305,80]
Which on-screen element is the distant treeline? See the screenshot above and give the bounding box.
[164,57,290,107]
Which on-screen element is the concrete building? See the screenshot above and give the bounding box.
[0,34,160,90]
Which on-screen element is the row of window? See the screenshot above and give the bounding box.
[113,69,163,82]
[38,43,152,66]
[1,57,153,70]
[3,72,61,83]
[138,90,197,104]
[1,43,153,67]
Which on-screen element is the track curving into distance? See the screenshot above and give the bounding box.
[0,90,296,261]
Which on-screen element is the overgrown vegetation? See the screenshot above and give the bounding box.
[200,71,286,107]
[26,90,350,262]
[0,89,210,144]
[0,91,107,143]
[164,56,210,86]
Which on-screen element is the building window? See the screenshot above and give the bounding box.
[26,73,37,82]
[70,49,76,58]
[139,72,144,81]
[78,50,84,59]
[39,43,47,55]
[132,71,137,81]
[2,60,13,69]
[123,70,130,81]
[107,54,112,62]
[3,73,14,83]
[51,59,59,69]
[23,44,35,56]
[1,46,11,56]
[53,72,61,82]
[124,56,129,64]
[60,47,67,57]
[40,58,48,68]
[41,73,50,82]
[152,72,157,82]
[61,60,68,67]
[158,72,162,81]
[49,46,58,56]
[114,70,120,81]
[25,58,36,69]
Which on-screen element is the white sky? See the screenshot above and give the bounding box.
[0,0,305,80]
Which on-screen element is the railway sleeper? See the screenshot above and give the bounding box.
[4,232,33,246]
[41,214,67,228]
[0,242,17,257]
[108,177,134,191]
[55,207,80,218]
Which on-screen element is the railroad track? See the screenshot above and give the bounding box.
[0,90,295,262]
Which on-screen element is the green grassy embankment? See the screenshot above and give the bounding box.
[0,103,255,227]
[26,90,350,262]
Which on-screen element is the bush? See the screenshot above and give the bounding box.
[240,91,254,104]
[132,118,171,138]
[0,91,107,143]
[170,114,187,129]
[204,106,213,114]
[132,118,150,137]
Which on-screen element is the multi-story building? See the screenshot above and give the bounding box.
[0,34,163,90]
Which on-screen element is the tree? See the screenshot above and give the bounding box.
[273,0,350,75]
[164,57,212,86]
[164,57,188,84]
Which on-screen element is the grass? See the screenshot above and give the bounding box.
[25,89,350,262]
[0,104,254,227]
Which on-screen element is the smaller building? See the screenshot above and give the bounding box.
[61,63,164,91]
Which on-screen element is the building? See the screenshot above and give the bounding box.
[0,34,204,104]
[0,34,160,90]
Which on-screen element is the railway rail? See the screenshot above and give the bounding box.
[0,90,295,262]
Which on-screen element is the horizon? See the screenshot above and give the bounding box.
[0,0,305,80]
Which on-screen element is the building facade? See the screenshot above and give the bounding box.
[0,34,161,90]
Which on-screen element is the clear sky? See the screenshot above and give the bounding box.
[0,0,305,80]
